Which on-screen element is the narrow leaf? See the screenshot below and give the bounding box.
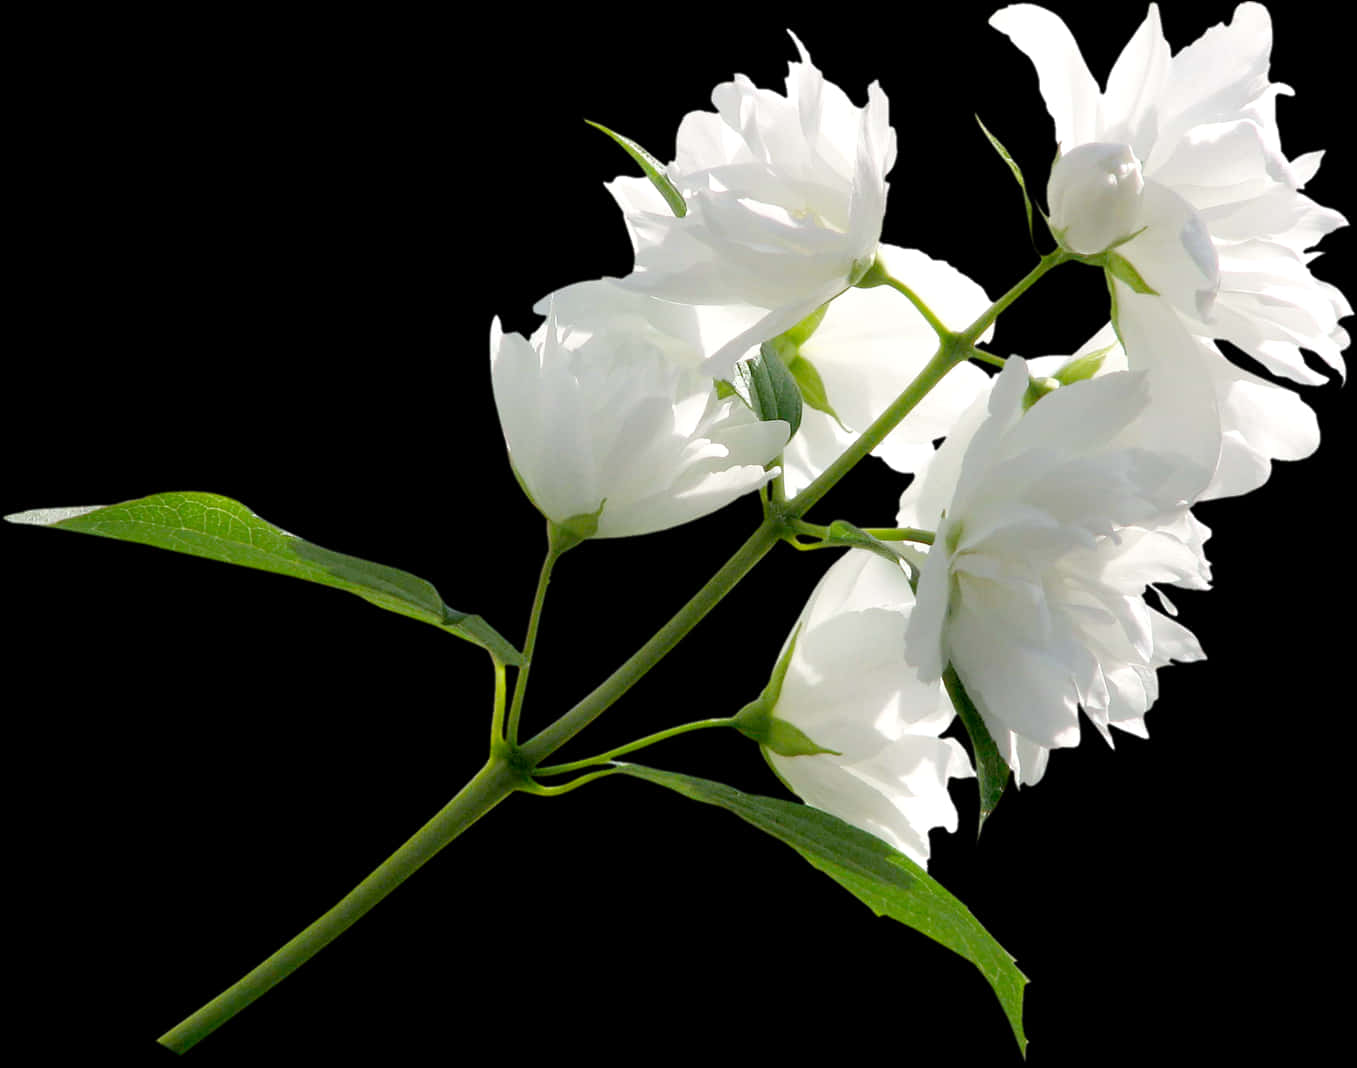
[6,491,523,664]
[618,764,1027,1055]
[785,354,846,427]
[976,114,1036,247]
[586,120,687,218]
[943,665,1008,829]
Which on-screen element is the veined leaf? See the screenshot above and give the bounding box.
[617,764,1027,1054]
[732,344,803,438]
[6,491,523,664]
[586,120,686,218]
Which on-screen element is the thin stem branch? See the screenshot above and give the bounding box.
[506,525,566,745]
[534,717,737,776]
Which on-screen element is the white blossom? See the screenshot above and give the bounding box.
[993,2,1349,499]
[901,358,1208,786]
[763,550,973,868]
[489,284,789,538]
[607,32,895,379]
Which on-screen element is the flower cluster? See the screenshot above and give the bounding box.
[489,5,1347,861]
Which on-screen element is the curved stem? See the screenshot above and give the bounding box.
[156,757,523,1054]
[535,717,738,777]
[958,249,1070,346]
[856,258,952,340]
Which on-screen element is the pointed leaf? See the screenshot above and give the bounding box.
[943,665,1008,829]
[6,491,523,664]
[586,120,686,218]
[976,114,1037,247]
[785,354,846,426]
[617,763,1027,1055]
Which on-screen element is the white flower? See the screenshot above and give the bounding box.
[993,2,1349,499]
[489,283,789,539]
[779,245,993,496]
[761,550,973,868]
[608,32,895,379]
[901,358,1208,786]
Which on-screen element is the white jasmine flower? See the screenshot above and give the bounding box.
[779,245,993,495]
[992,2,1349,497]
[608,32,895,379]
[761,550,974,868]
[489,287,789,539]
[901,358,1208,786]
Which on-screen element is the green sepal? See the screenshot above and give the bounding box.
[551,500,605,551]
[734,624,838,757]
[1022,375,1060,410]
[976,114,1039,248]
[942,664,1008,831]
[585,120,686,218]
[785,354,846,427]
[714,379,738,400]
[5,491,524,665]
[1053,343,1116,387]
[732,343,803,438]
[1105,252,1158,295]
[616,763,1028,1056]
[824,521,909,567]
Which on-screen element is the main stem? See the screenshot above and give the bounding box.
[157,757,522,1053]
[159,250,1068,1053]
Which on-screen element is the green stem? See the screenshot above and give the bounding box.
[519,520,782,766]
[534,717,737,777]
[506,525,568,745]
[862,527,935,545]
[856,257,952,340]
[156,757,523,1054]
[958,250,1070,347]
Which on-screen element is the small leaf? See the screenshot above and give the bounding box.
[733,344,803,438]
[943,665,1008,829]
[6,491,524,664]
[1053,342,1115,387]
[586,120,686,218]
[976,114,1037,247]
[617,764,1027,1055]
[1105,253,1159,295]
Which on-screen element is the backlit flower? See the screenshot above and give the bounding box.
[608,33,895,379]
[761,550,973,867]
[993,2,1349,499]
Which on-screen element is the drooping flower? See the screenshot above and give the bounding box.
[607,32,896,379]
[901,358,1209,786]
[754,549,974,868]
[489,284,789,539]
[777,244,993,496]
[992,2,1349,499]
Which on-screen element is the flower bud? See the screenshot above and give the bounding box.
[1047,142,1145,256]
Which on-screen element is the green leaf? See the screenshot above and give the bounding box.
[617,764,1027,1055]
[1105,253,1159,295]
[976,114,1037,247]
[943,665,1008,829]
[585,120,686,218]
[6,491,524,664]
[732,344,803,438]
[1052,342,1116,387]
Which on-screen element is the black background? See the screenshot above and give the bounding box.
[7,2,1351,1064]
